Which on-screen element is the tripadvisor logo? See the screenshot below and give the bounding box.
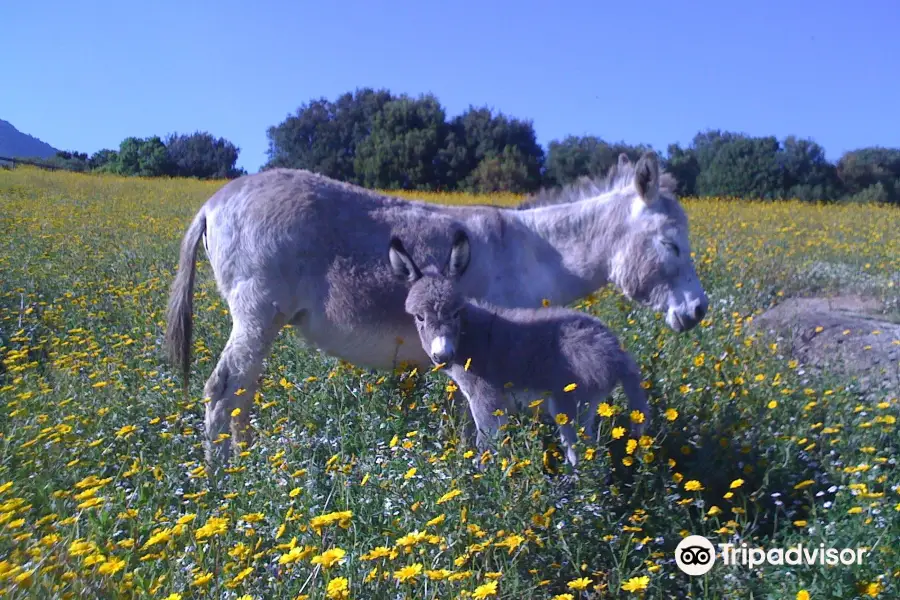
[675,535,868,576]
[719,542,867,569]
[675,535,717,576]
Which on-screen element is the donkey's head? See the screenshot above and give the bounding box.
[609,152,709,332]
[388,229,471,365]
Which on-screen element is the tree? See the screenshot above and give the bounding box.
[691,130,746,172]
[695,135,786,199]
[779,136,843,201]
[265,91,545,191]
[114,136,173,177]
[662,143,700,197]
[665,131,848,201]
[844,181,892,204]
[836,147,900,204]
[265,88,394,183]
[54,150,88,162]
[165,131,244,179]
[440,107,544,192]
[466,146,536,193]
[89,149,119,171]
[353,94,449,190]
[45,150,90,172]
[543,136,649,187]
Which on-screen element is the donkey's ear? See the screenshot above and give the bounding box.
[388,237,422,283]
[617,153,632,168]
[634,151,660,205]
[445,229,471,279]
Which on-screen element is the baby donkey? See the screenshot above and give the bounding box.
[388,229,651,467]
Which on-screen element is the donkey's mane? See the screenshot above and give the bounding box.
[516,154,679,210]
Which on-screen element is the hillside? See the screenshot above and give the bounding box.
[0,118,58,159]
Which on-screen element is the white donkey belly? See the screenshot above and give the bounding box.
[293,315,430,372]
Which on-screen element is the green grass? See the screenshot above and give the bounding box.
[0,167,898,599]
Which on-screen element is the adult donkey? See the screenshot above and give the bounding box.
[166,151,708,464]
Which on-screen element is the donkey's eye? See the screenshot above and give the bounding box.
[415,314,424,322]
[664,241,680,257]
[452,310,461,319]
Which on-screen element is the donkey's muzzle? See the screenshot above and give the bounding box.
[668,296,709,332]
[693,299,708,322]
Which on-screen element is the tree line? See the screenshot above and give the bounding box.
[27,87,900,204]
[265,88,899,204]
[32,132,246,180]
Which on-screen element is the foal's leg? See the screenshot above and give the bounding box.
[463,387,508,455]
[580,399,599,443]
[549,394,579,467]
[203,285,285,467]
[619,355,651,438]
[580,384,614,443]
[457,397,476,444]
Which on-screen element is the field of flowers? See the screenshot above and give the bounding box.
[0,166,898,599]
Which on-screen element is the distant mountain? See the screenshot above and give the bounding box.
[0,119,58,159]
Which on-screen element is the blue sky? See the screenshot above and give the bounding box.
[4,0,899,173]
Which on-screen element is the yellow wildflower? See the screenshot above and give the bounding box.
[622,575,650,592]
[393,563,423,583]
[684,480,704,492]
[472,580,498,598]
[311,547,347,569]
[567,577,592,591]
[326,576,350,599]
[437,489,462,504]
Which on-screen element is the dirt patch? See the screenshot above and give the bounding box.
[749,295,899,400]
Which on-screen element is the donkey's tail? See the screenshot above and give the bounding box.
[165,210,207,393]
[620,352,651,430]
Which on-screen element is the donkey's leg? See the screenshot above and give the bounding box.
[204,289,286,466]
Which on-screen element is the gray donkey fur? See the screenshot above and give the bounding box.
[389,229,651,467]
[165,151,706,465]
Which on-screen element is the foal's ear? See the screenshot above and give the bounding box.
[634,151,660,205]
[445,229,471,279]
[388,237,422,283]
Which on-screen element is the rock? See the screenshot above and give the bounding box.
[749,295,899,399]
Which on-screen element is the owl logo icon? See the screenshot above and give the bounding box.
[675,535,717,576]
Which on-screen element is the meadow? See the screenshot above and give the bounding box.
[0,166,898,599]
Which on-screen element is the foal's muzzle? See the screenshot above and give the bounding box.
[430,336,455,364]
